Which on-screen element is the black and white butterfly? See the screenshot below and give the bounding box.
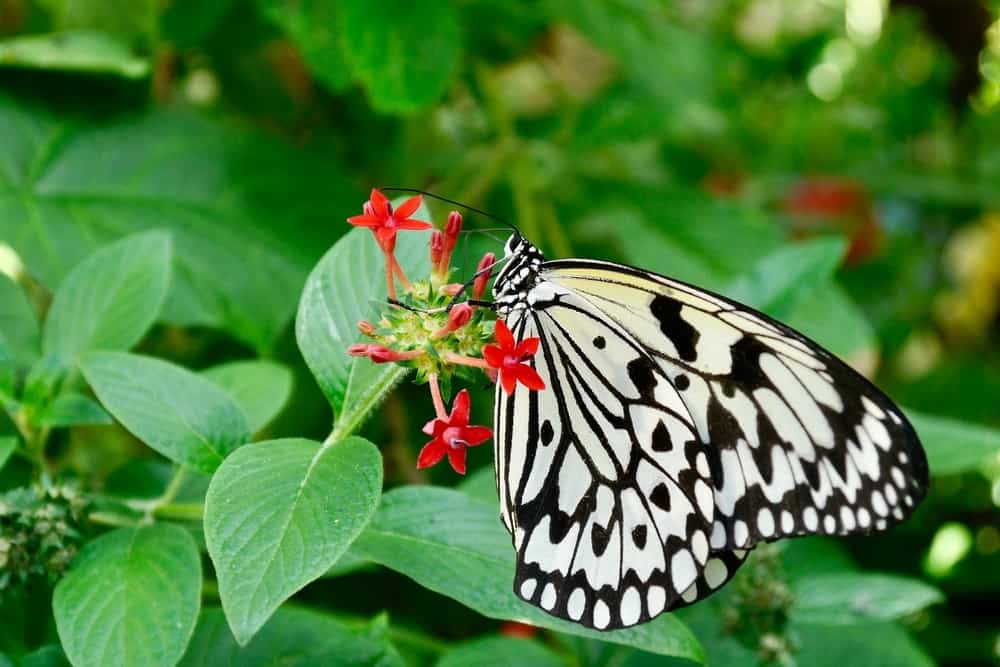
[489,232,928,630]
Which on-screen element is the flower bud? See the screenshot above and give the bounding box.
[357,320,377,336]
[363,201,375,217]
[473,252,496,300]
[348,343,371,357]
[440,282,464,297]
[430,230,444,271]
[445,210,463,239]
[432,303,474,339]
[367,345,398,363]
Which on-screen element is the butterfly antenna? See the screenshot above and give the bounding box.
[380,187,519,235]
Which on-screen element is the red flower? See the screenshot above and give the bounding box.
[418,389,492,474]
[482,320,545,395]
[347,188,431,248]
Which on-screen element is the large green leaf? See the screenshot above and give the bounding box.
[435,637,565,667]
[53,524,201,667]
[792,622,934,667]
[792,573,943,625]
[0,94,354,352]
[338,0,461,113]
[0,32,149,78]
[296,222,432,436]
[352,487,704,661]
[36,391,111,427]
[179,607,402,667]
[204,437,383,645]
[0,272,39,368]
[907,410,1000,475]
[202,360,293,434]
[0,437,15,471]
[81,352,249,473]
[42,231,171,364]
[725,237,847,320]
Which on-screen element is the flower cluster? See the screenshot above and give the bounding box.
[345,189,546,474]
[0,483,88,591]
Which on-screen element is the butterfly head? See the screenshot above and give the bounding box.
[492,233,545,316]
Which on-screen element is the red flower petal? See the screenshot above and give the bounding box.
[395,220,433,231]
[375,227,397,247]
[369,189,389,219]
[462,426,492,446]
[514,337,539,357]
[494,319,514,351]
[482,344,505,368]
[450,389,471,426]
[422,418,438,436]
[417,440,447,469]
[500,370,517,395]
[347,215,380,227]
[394,194,423,219]
[447,446,467,474]
[513,364,546,390]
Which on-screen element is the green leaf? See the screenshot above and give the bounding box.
[39,0,158,43]
[907,410,1000,475]
[457,465,497,503]
[204,437,383,645]
[0,94,355,353]
[36,391,111,427]
[0,32,149,78]
[435,636,565,667]
[0,272,39,368]
[792,573,943,625]
[791,622,934,667]
[725,237,847,319]
[42,231,171,364]
[0,437,15,471]
[81,351,249,473]
[259,0,353,91]
[20,645,70,667]
[202,360,293,434]
[53,524,201,667]
[338,0,461,113]
[783,283,877,362]
[179,607,403,667]
[352,487,703,661]
[296,223,432,436]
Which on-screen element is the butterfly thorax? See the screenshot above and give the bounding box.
[493,234,545,317]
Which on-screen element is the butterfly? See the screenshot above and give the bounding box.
[488,232,928,630]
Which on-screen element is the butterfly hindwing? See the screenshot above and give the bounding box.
[543,260,929,550]
[496,292,719,629]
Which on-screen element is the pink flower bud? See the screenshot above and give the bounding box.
[445,211,463,239]
[430,230,444,270]
[440,283,464,297]
[362,201,375,217]
[348,343,371,356]
[448,303,473,329]
[473,252,496,300]
[367,345,398,363]
[357,320,376,336]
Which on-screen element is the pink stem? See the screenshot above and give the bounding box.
[428,374,448,419]
[442,352,491,369]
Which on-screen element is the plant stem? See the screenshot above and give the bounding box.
[89,511,142,528]
[154,502,204,521]
[428,374,447,419]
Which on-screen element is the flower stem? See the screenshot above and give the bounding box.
[442,352,491,370]
[428,374,447,419]
[385,259,397,300]
[389,253,412,291]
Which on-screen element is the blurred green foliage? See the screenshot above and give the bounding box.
[1,0,999,666]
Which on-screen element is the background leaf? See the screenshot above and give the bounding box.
[81,352,249,473]
[296,221,432,434]
[53,524,201,667]
[0,437,15,470]
[907,410,1000,475]
[36,392,111,427]
[202,360,293,434]
[204,436,383,645]
[179,607,403,667]
[42,231,171,364]
[435,636,565,667]
[0,32,149,78]
[352,487,704,661]
[792,573,943,625]
[338,0,461,113]
[0,273,39,368]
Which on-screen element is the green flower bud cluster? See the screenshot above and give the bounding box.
[0,483,88,594]
[721,544,796,665]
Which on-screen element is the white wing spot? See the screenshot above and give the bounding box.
[671,549,697,593]
[647,586,666,617]
[568,588,586,621]
[857,507,871,528]
[520,578,537,599]
[710,521,726,549]
[891,467,906,489]
[696,452,710,477]
[803,507,819,531]
[593,600,611,629]
[872,490,888,516]
[864,414,892,450]
[681,586,698,603]
[541,583,557,610]
[692,530,709,564]
[781,510,794,533]
[621,587,642,626]
[823,515,836,533]
[733,520,749,546]
[884,483,898,506]
[757,508,775,537]
[705,558,729,588]
[862,396,885,419]
[840,506,856,531]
